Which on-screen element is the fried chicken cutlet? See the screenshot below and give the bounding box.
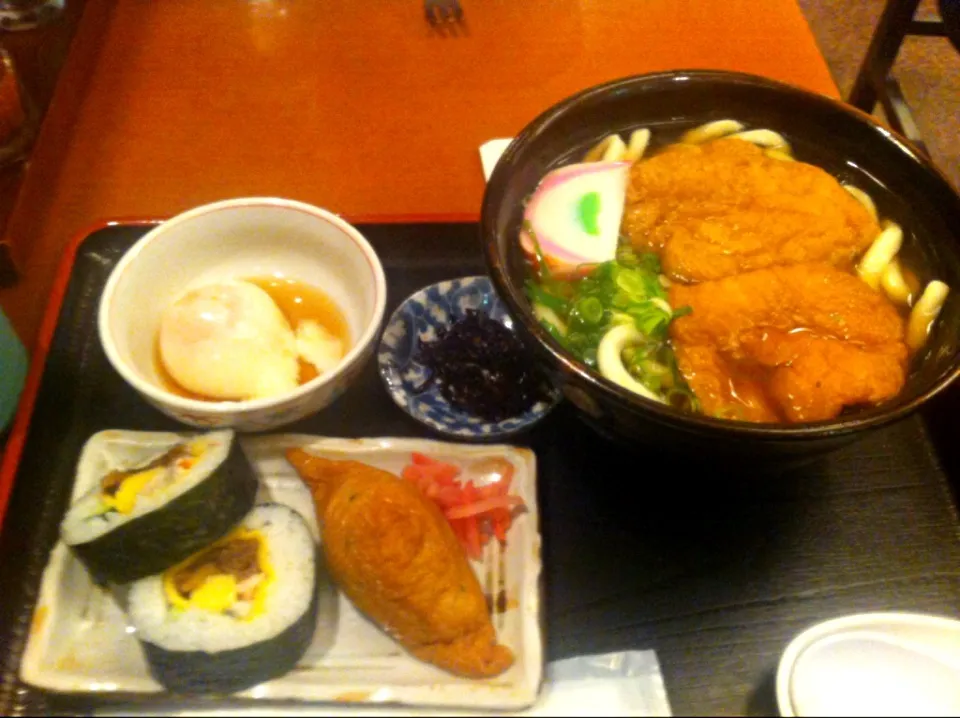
[623,138,880,282]
[286,449,514,679]
[669,263,908,422]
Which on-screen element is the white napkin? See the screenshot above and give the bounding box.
[479,138,514,181]
[97,650,672,717]
[533,650,673,717]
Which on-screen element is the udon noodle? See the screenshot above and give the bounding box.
[522,119,950,423]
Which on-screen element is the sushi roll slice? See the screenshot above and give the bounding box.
[60,429,258,585]
[128,504,319,694]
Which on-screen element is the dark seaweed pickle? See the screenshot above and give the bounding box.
[414,310,550,422]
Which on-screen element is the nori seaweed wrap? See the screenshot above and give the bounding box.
[128,503,319,694]
[60,429,258,585]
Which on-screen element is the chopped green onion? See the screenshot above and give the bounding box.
[577,296,604,324]
[574,262,602,276]
[524,244,697,410]
[533,303,568,336]
[539,318,567,343]
[629,344,654,363]
[616,243,639,266]
[641,374,662,392]
[644,274,665,299]
[639,359,670,376]
[631,308,669,337]
[651,297,673,314]
[638,252,662,275]
[616,270,647,297]
[525,280,568,315]
[667,386,700,412]
[524,222,552,281]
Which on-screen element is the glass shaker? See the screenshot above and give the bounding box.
[0,0,64,32]
[0,42,35,168]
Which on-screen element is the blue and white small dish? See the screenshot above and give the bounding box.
[378,275,560,441]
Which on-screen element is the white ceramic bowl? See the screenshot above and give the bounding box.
[98,197,387,432]
[776,612,960,717]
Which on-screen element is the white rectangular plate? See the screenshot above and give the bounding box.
[20,433,543,711]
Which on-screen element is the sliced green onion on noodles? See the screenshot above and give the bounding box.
[597,324,664,403]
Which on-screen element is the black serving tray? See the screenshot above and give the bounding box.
[2,222,960,716]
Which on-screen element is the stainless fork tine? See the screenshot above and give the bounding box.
[436,1,451,23]
[424,0,463,26]
[425,0,441,25]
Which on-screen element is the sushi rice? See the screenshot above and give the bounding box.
[129,504,316,654]
[59,429,259,586]
[61,430,234,546]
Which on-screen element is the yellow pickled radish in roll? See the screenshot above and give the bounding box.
[60,430,260,587]
[99,440,205,515]
[128,504,318,694]
[163,527,273,621]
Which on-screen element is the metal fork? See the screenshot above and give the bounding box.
[424,0,463,26]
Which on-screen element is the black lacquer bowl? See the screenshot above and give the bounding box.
[481,70,960,465]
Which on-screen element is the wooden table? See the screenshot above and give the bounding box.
[6,6,959,717]
[0,0,837,352]
[0,0,86,281]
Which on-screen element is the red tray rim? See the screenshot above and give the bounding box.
[0,212,478,532]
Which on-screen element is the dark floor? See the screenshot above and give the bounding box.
[799,0,960,188]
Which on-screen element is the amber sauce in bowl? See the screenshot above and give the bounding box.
[155,276,351,402]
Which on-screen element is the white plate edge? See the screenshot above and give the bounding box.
[20,433,545,709]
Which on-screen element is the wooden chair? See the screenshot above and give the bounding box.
[849,0,960,154]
